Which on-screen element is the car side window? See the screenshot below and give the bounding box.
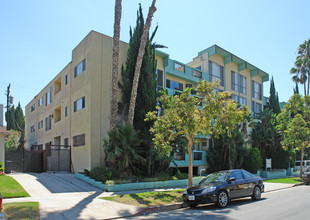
[242,170,253,179]
[230,171,244,180]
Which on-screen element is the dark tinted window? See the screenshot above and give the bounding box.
[230,171,244,180]
[242,170,254,179]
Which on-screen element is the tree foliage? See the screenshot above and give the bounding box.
[277,93,310,177]
[242,148,262,174]
[103,123,145,176]
[146,80,250,187]
[290,39,310,96]
[266,76,281,114]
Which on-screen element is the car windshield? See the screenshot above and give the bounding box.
[199,171,229,184]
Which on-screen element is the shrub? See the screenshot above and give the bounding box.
[89,167,120,183]
[84,169,90,176]
[0,161,4,173]
[242,148,262,174]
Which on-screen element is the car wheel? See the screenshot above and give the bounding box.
[189,204,198,208]
[252,186,261,200]
[217,190,228,208]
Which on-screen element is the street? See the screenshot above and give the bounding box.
[127,185,310,220]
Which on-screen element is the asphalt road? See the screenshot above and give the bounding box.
[127,185,310,220]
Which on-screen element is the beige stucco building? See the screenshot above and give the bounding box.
[25,31,268,174]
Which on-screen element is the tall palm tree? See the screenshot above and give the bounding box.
[110,0,122,130]
[128,0,157,125]
[291,39,310,97]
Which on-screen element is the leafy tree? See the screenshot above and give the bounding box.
[146,80,250,187]
[251,109,282,168]
[110,0,123,130]
[121,4,164,175]
[5,106,16,130]
[103,123,145,176]
[207,129,248,173]
[4,130,21,151]
[242,148,262,174]
[128,0,157,125]
[290,39,310,96]
[277,94,310,177]
[266,76,281,114]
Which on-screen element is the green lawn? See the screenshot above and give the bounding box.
[101,189,185,207]
[264,177,303,184]
[0,175,30,198]
[2,202,40,220]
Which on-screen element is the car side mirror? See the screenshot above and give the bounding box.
[228,177,236,183]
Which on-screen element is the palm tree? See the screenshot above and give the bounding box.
[128,0,157,125]
[110,0,122,130]
[103,123,145,175]
[291,39,310,97]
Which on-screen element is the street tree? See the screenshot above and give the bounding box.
[277,94,310,177]
[266,76,281,114]
[146,80,250,187]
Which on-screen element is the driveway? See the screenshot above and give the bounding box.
[5,172,141,219]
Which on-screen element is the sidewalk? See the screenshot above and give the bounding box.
[3,172,300,220]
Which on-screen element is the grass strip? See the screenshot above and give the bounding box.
[0,175,30,198]
[264,177,303,184]
[2,202,40,220]
[100,189,185,207]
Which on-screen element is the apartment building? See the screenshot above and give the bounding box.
[25,31,268,174]
[158,45,269,175]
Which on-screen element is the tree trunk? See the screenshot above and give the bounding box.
[300,147,304,178]
[187,140,194,188]
[128,0,157,125]
[110,0,122,130]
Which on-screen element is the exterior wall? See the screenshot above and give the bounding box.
[0,134,5,166]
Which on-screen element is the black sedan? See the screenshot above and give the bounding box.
[183,169,264,208]
[302,167,310,185]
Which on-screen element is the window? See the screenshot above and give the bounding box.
[65,74,69,85]
[31,104,35,112]
[46,86,52,106]
[242,170,254,179]
[64,138,69,147]
[156,69,163,89]
[38,120,43,130]
[74,96,85,112]
[31,125,35,133]
[240,75,247,95]
[73,134,85,147]
[230,171,244,180]
[240,97,247,106]
[252,81,262,100]
[74,59,86,77]
[202,141,207,147]
[209,61,224,86]
[166,79,183,91]
[65,106,69,117]
[175,62,185,72]
[38,96,43,107]
[45,116,51,131]
[231,94,239,102]
[196,66,201,70]
[231,71,238,92]
[193,70,202,78]
[252,101,262,116]
[194,151,202,160]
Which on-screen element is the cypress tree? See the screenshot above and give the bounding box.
[267,76,281,114]
[5,105,16,130]
[121,4,159,174]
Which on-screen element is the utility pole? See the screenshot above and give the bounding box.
[5,84,11,130]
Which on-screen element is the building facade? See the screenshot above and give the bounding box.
[25,31,268,173]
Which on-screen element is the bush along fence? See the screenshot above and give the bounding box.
[75,173,204,192]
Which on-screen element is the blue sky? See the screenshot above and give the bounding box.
[1,0,310,121]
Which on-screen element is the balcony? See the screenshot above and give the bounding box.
[170,150,207,167]
[166,59,209,82]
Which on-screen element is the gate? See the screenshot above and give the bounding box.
[5,149,43,173]
[46,145,71,172]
